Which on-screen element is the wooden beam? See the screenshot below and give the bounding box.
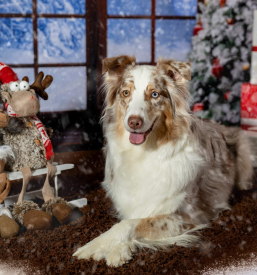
[32,0,38,78]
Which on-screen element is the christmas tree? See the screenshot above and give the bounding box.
[189,0,257,125]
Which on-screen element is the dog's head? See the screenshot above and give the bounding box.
[102,55,192,146]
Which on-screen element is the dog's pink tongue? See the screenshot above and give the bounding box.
[129,132,145,145]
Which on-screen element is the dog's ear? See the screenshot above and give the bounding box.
[102,55,136,75]
[157,58,191,82]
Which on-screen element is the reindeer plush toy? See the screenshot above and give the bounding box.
[0,62,72,238]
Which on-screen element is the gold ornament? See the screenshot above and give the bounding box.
[242,63,250,71]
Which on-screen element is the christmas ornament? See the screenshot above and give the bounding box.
[193,21,203,36]
[212,58,224,78]
[224,91,231,100]
[242,63,250,71]
[193,103,204,118]
[226,18,234,25]
[220,0,226,7]
[193,103,204,112]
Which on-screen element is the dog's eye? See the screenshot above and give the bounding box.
[151,91,159,98]
[123,90,130,97]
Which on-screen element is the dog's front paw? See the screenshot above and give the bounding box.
[106,242,133,267]
[73,236,113,261]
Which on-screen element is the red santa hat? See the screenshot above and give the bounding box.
[0,62,19,85]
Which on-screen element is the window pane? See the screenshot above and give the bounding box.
[0,18,33,64]
[108,0,151,15]
[13,68,34,82]
[38,18,86,64]
[155,19,195,62]
[108,19,151,62]
[38,67,86,112]
[156,0,197,16]
[0,0,32,14]
[37,0,85,14]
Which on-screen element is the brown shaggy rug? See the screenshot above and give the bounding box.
[0,152,257,274]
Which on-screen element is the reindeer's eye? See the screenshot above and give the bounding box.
[10,82,20,92]
[151,91,159,98]
[19,81,29,91]
[122,90,130,97]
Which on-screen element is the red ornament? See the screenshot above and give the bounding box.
[193,103,204,112]
[220,0,226,7]
[212,58,224,78]
[193,21,203,36]
[224,91,231,100]
[226,18,234,25]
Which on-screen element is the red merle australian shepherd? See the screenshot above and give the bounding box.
[73,55,253,267]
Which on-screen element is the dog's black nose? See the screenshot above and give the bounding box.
[128,116,143,130]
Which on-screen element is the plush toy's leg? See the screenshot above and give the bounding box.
[0,159,5,173]
[12,166,53,231]
[0,159,17,238]
[42,162,56,202]
[0,159,12,204]
[41,162,77,225]
[0,174,11,204]
[0,159,17,239]
[17,166,31,204]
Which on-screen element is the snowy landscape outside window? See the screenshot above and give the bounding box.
[107,0,198,64]
[0,0,200,151]
[0,0,199,111]
[0,0,86,113]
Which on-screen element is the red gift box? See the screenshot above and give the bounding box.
[241,83,257,132]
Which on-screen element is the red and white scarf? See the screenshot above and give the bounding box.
[4,103,54,160]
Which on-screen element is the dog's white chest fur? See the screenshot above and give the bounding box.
[103,132,203,220]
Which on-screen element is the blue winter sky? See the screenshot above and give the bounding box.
[108,0,197,16]
[0,0,197,111]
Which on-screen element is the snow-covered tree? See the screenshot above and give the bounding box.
[189,0,257,125]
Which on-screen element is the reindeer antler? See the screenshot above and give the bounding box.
[30,72,53,100]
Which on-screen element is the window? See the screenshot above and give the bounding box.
[0,0,200,150]
[0,0,86,113]
[107,0,198,64]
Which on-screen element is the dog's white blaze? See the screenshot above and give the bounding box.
[103,129,203,220]
[124,66,155,133]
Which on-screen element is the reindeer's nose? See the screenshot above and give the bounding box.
[128,116,143,130]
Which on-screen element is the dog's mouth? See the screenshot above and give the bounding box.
[129,119,157,145]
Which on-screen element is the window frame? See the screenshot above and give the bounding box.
[0,0,202,151]
[96,0,203,107]
[0,0,90,109]
[0,0,203,112]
